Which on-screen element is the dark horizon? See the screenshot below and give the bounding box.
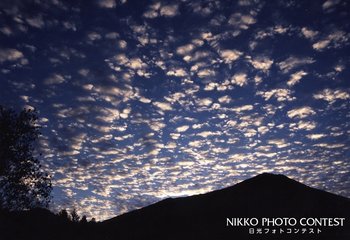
[2,172,350,240]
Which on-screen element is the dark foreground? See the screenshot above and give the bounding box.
[1,173,349,240]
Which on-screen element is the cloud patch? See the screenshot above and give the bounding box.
[231,73,247,86]
[219,50,242,64]
[287,106,316,119]
[257,89,295,102]
[278,56,315,73]
[287,71,307,86]
[0,48,24,63]
[247,56,273,71]
[313,89,350,103]
[98,0,117,8]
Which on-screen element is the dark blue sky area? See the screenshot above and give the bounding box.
[0,0,349,220]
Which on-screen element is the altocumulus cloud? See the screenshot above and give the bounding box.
[0,0,349,221]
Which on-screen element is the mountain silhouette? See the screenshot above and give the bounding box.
[1,173,349,240]
[102,173,350,240]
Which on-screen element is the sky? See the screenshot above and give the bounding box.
[0,0,349,220]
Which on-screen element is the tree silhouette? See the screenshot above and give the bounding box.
[80,215,87,224]
[0,106,52,210]
[70,208,80,222]
[58,209,70,221]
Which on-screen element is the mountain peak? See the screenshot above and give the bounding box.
[253,172,289,179]
[242,172,298,186]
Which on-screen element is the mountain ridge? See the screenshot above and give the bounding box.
[104,172,349,223]
[1,173,349,240]
[100,173,350,240]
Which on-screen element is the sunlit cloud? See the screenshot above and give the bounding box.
[322,0,341,10]
[219,49,242,63]
[228,12,257,30]
[0,48,24,63]
[257,88,295,102]
[176,125,190,132]
[98,0,117,8]
[287,70,307,86]
[287,106,316,119]
[247,56,273,71]
[26,15,45,28]
[306,133,326,140]
[278,56,315,73]
[153,101,173,111]
[231,73,247,86]
[301,27,318,39]
[44,73,66,85]
[313,88,350,103]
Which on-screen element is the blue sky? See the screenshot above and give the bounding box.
[0,0,349,220]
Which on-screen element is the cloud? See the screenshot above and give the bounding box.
[290,120,317,131]
[257,126,269,135]
[231,73,247,86]
[63,21,77,31]
[232,105,253,112]
[306,134,326,140]
[312,31,349,51]
[218,95,232,104]
[278,56,315,73]
[254,152,277,158]
[197,131,220,138]
[160,4,179,17]
[0,26,12,36]
[313,143,344,149]
[166,68,187,77]
[129,58,145,69]
[170,133,180,140]
[176,125,190,132]
[287,106,316,119]
[197,69,215,78]
[153,101,173,111]
[26,15,45,28]
[189,2,215,16]
[268,139,290,148]
[118,40,127,49]
[247,56,273,71]
[287,70,307,86]
[196,98,213,107]
[120,108,131,119]
[98,0,116,8]
[255,25,290,40]
[44,73,66,85]
[257,88,295,102]
[243,128,257,137]
[219,49,242,64]
[0,48,24,63]
[144,3,179,18]
[312,39,331,51]
[149,121,166,131]
[228,12,256,30]
[95,107,120,123]
[87,32,102,41]
[139,97,152,103]
[143,2,161,18]
[164,92,186,104]
[301,27,318,39]
[313,88,350,103]
[176,44,195,55]
[322,0,341,10]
